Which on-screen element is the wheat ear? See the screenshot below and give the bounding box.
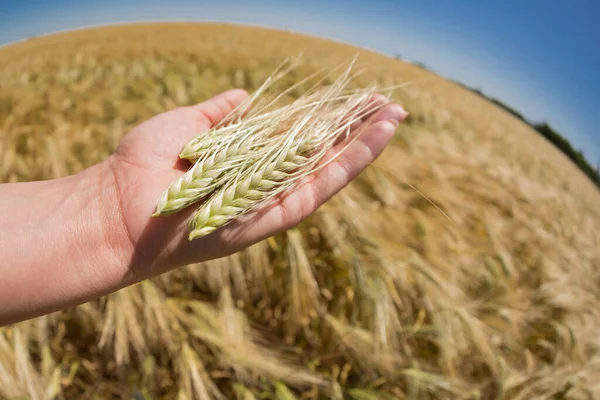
[187,88,382,240]
[154,125,288,216]
[160,86,368,216]
[153,150,246,217]
[154,104,314,216]
[187,139,314,240]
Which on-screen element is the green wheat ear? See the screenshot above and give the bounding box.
[153,56,389,239]
[186,91,383,240]
[187,143,313,240]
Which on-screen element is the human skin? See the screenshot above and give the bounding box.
[0,89,407,326]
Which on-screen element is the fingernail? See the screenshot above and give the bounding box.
[389,105,409,127]
[397,105,409,120]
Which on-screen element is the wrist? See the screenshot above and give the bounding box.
[70,159,135,292]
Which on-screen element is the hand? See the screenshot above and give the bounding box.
[107,89,408,278]
[0,88,407,325]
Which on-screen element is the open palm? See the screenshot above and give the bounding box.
[108,89,407,277]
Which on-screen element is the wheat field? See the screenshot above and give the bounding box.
[0,23,599,400]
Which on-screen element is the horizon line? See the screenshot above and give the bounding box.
[0,19,592,162]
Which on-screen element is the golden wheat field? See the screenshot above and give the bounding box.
[1,23,599,400]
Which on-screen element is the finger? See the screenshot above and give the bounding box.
[192,89,249,129]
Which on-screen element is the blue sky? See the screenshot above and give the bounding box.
[1,0,598,164]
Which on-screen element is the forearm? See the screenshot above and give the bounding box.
[0,161,132,325]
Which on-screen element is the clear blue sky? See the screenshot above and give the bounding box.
[1,0,598,165]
